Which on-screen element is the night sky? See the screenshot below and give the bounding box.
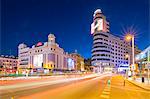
[1,0,150,58]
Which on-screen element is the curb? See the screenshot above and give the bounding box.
[126,79,150,91]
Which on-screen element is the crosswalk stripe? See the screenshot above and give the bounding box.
[103,89,110,92]
[100,84,111,98]
[104,87,110,90]
[100,94,109,99]
[102,91,110,95]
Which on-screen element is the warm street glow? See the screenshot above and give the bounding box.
[0,1,149,99]
[125,34,132,41]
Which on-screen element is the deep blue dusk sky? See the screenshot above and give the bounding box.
[1,0,150,58]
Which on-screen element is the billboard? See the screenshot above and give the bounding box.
[67,58,75,70]
[91,19,103,34]
[33,54,43,68]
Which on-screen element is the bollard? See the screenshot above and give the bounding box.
[142,77,144,83]
[107,79,111,86]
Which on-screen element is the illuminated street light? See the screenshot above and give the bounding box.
[125,34,135,77]
[125,34,132,41]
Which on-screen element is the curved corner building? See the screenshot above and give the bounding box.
[91,9,111,73]
[91,9,139,73]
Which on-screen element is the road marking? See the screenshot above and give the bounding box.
[100,94,109,99]
[103,89,110,92]
[102,91,110,95]
[100,85,111,99]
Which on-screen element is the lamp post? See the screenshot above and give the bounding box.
[125,34,135,78]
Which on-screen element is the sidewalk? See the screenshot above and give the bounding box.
[126,77,150,91]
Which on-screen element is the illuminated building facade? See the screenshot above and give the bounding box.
[71,52,85,71]
[18,34,76,74]
[0,55,18,74]
[135,45,150,70]
[91,9,141,72]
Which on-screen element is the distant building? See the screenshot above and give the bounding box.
[135,45,150,71]
[91,9,141,73]
[18,34,77,74]
[0,55,18,74]
[71,52,85,71]
[84,58,94,72]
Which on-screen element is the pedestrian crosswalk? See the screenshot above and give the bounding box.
[100,85,111,99]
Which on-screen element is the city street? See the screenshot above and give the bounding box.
[1,0,149,99]
[1,74,149,99]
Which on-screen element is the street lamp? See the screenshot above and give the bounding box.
[125,34,135,77]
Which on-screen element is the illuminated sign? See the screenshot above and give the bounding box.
[36,42,43,47]
[91,19,103,34]
[33,54,43,68]
[67,58,75,70]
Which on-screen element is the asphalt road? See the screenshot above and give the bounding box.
[1,74,150,99]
